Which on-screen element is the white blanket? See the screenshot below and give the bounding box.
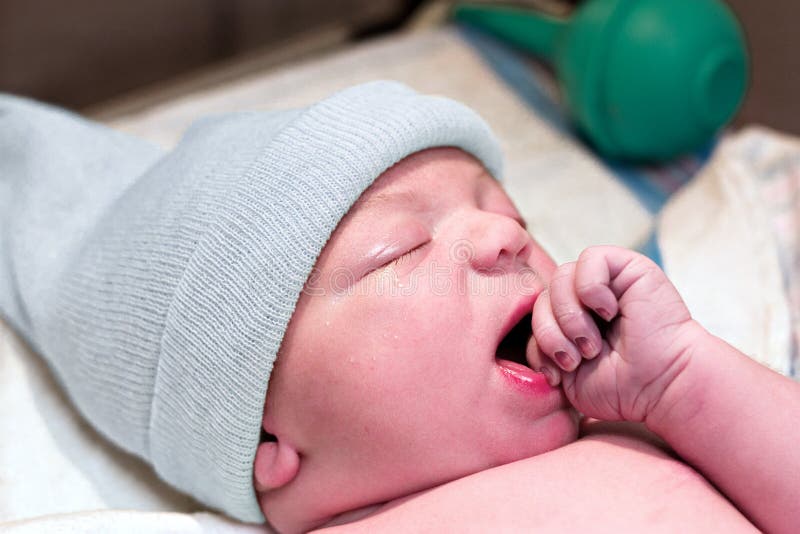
[660,126,800,377]
[2,24,796,532]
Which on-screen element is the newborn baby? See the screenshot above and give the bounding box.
[257,147,800,533]
[1,81,798,534]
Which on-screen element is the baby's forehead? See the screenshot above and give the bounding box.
[350,147,500,216]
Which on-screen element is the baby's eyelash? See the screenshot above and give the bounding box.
[385,241,428,269]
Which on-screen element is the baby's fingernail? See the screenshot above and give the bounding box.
[575,337,595,357]
[539,366,558,386]
[554,350,577,370]
[596,307,613,321]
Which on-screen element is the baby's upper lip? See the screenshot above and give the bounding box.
[495,290,540,354]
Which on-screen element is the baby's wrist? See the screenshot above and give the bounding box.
[643,320,715,438]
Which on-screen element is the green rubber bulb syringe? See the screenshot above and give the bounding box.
[454,0,749,161]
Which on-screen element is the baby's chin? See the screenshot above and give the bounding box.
[556,406,582,445]
[493,406,581,465]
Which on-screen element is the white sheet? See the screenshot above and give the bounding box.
[0,510,265,534]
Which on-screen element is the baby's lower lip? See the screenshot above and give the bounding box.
[495,358,557,396]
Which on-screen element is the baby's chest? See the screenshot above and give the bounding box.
[546,425,758,532]
[327,431,758,533]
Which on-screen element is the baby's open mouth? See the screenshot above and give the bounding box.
[495,313,533,368]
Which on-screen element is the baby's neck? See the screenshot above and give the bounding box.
[316,502,385,530]
[316,488,431,531]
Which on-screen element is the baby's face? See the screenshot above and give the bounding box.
[257,148,578,531]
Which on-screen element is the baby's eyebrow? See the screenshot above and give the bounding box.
[356,188,423,212]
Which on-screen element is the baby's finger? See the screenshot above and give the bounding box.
[548,262,603,359]
[524,326,561,387]
[573,247,621,321]
[532,289,584,373]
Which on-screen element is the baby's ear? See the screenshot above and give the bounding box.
[253,438,300,492]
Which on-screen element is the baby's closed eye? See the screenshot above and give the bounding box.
[385,241,429,268]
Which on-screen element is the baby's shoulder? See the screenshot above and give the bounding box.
[316,421,757,533]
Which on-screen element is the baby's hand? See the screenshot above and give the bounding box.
[529,245,705,423]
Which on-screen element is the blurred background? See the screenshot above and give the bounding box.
[1,0,798,134]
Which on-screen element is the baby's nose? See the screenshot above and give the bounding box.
[463,214,530,273]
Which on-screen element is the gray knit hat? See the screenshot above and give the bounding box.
[0,81,503,523]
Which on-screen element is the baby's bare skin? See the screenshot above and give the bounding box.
[317,421,756,532]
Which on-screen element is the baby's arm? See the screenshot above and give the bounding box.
[530,245,800,534]
[645,326,800,534]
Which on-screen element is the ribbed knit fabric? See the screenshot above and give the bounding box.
[0,81,504,523]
